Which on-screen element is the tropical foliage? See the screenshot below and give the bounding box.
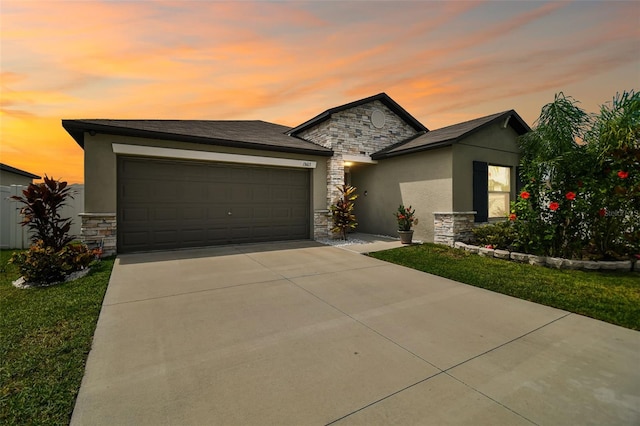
[10,176,75,251]
[9,241,96,284]
[511,91,639,260]
[330,184,358,240]
[9,177,98,284]
[394,205,418,231]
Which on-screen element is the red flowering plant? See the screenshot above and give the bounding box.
[395,205,418,231]
[511,90,640,259]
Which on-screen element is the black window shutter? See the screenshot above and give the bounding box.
[473,161,488,222]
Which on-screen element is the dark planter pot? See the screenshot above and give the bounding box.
[398,230,414,244]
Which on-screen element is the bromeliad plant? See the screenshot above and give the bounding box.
[330,184,358,240]
[395,205,418,231]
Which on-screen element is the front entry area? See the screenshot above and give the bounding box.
[117,156,310,253]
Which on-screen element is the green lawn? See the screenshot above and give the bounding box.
[369,244,640,330]
[0,250,114,425]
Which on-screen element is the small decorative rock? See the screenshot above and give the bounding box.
[510,252,529,263]
[546,257,565,269]
[527,254,546,266]
[478,247,495,257]
[493,249,510,260]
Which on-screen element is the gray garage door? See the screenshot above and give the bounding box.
[117,156,310,253]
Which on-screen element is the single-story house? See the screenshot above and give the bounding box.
[62,93,530,255]
[0,163,41,186]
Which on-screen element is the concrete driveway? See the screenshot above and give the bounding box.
[72,240,640,425]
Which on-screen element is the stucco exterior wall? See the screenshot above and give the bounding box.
[350,147,453,242]
[83,133,328,233]
[451,123,521,213]
[0,170,36,187]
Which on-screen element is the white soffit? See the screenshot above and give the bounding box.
[112,144,316,169]
[342,154,377,164]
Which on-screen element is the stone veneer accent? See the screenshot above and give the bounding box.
[433,212,476,246]
[314,210,330,239]
[298,100,420,237]
[80,213,116,256]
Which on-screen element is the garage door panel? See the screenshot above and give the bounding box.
[154,207,178,221]
[154,230,179,244]
[182,182,207,199]
[183,207,205,220]
[271,187,291,201]
[121,231,149,246]
[118,157,310,253]
[121,207,148,222]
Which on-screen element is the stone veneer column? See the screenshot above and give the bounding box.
[433,212,476,246]
[314,210,330,239]
[326,156,346,237]
[80,213,117,256]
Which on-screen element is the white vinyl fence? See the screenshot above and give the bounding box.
[0,184,84,249]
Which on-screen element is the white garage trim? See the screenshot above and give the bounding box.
[112,143,317,169]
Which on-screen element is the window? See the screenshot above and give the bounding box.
[488,165,510,218]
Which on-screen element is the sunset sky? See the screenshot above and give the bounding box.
[1,0,638,184]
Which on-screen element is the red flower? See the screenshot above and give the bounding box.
[618,170,629,179]
[485,244,494,249]
[509,213,517,221]
[549,202,560,211]
[598,208,607,218]
[577,180,583,188]
[565,192,576,200]
[520,191,530,199]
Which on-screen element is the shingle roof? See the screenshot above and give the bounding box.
[372,110,530,159]
[61,119,333,156]
[288,92,428,135]
[0,163,41,179]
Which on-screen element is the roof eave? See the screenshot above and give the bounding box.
[372,139,456,160]
[0,164,41,179]
[62,120,333,157]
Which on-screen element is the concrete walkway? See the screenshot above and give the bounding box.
[72,240,640,425]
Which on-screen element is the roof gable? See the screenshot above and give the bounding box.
[61,119,333,157]
[372,110,530,159]
[288,93,428,135]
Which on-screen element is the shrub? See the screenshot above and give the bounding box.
[10,176,75,251]
[512,90,639,259]
[472,221,517,250]
[330,184,358,240]
[9,241,96,285]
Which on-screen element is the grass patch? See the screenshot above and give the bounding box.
[369,244,640,330]
[0,250,114,425]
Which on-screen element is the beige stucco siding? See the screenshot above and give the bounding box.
[83,133,328,219]
[452,124,521,213]
[350,147,453,242]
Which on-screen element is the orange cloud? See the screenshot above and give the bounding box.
[1,0,638,182]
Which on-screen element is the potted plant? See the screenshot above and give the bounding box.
[395,204,418,244]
